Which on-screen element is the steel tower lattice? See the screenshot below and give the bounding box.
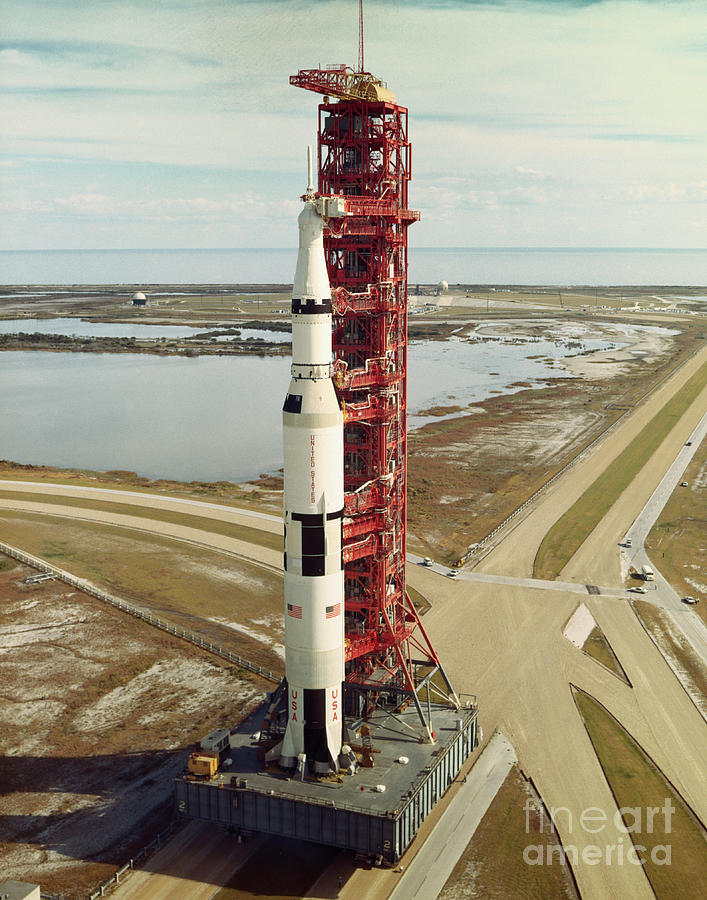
[290,66,458,736]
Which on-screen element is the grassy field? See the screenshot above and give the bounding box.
[632,600,707,709]
[534,362,706,579]
[407,583,432,616]
[581,626,629,683]
[574,690,707,898]
[0,510,285,671]
[438,764,578,899]
[0,488,282,550]
[645,439,706,624]
[0,460,283,512]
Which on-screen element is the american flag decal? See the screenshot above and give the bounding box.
[287,604,302,619]
[325,603,341,618]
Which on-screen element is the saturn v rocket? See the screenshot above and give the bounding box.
[279,154,345,775]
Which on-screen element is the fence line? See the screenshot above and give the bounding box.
[0,539,281,685]
[86,819,181,900]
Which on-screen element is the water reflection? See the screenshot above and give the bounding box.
[0,322,674,482]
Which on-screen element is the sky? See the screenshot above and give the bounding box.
[0,0,705,250]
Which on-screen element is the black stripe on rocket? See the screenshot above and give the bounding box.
[303,687,339,765]
[283,394,302,413]
[292,298,333,314]
[284,511,343,576]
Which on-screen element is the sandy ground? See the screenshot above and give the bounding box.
[0,561,264,895]
[562,602,596,649]
[111,822,264,900]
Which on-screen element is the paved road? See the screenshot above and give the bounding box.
[389,733,516,900]
[0,496,282,574]
[0,479,282,530]
[0,488,638,607]
[111,821,262,900]
[621,411,707,662]
[408,553,632,598]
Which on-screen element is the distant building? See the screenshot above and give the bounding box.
[0,880,41,900]
[132,291,147,306]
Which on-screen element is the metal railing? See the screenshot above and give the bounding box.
[0,540,281,684]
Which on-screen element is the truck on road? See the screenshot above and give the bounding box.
[641,565,655,581]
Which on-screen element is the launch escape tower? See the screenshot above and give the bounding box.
[290,65,458,737]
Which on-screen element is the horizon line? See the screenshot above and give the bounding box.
[1,246,705,253]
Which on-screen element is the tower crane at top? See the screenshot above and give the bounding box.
[290,0,395,103]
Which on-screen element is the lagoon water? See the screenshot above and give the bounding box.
[0,317,290,343]
[1,247,705,287]
[0,328,629,482]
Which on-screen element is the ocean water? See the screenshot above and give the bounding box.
[0,247,705,287]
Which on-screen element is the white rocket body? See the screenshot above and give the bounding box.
[280,193,345,774]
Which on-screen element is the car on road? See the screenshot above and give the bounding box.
[625,538,632,547]
[681,596,699,605]
[685,441,692,446]
[421,557,433,567]
[447,569,460,577]
[630,586,648,594]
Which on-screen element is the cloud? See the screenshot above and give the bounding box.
[593,132,697,143]
[416,180,547,211]
[54,193,127,215]
[8,192,304,223]
[2,0,706,250]
[515,165,552,180]
[608,181,707,203]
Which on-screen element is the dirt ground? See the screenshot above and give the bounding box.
[0,556,267,897]
[0,507,285,673]
[408,315,699,562]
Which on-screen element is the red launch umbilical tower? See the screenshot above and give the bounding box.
[291,64,458,737]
